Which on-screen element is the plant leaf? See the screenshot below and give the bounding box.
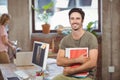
[86,21,98,37]
[42,1,54,11]
[87,22,94,29]
[31,5,40,13]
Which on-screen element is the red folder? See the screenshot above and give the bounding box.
[66,48,89,77]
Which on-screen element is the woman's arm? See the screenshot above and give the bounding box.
[1,35,16,50]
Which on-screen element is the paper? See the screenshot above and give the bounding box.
[65,47,89,77]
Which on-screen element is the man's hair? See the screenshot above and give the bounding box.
[68,8,85,21]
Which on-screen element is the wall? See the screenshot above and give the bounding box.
[8,0,32,51]
[102,0,120,80]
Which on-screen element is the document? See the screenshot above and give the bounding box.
[65,47,89,77]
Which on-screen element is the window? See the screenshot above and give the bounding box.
[0,0,8,32]
[0,0,8,15]
[32,0,101,33]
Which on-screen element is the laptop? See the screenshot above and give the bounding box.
[14,52,33,66]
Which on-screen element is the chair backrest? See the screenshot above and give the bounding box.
[0,69,4,80]
[93,67,97,80]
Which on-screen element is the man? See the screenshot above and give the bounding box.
[53,8,98,80]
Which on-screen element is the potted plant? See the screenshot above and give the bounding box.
[32,1,54,34]
[86,21,98,37]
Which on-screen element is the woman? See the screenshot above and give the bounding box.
[0,13,16,63]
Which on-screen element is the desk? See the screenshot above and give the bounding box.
[0,62,63,80]
[0,63,42,80]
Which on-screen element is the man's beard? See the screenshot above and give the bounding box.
[73,25,81,31]
[72,23,82,31]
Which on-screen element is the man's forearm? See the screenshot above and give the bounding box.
[57,57,78,67]
[70,59,97,75]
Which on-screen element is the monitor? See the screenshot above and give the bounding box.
[32,41,49,70]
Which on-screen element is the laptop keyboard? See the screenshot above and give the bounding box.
[14,70,29,79]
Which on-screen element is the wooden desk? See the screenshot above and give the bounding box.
[0,63,41,80]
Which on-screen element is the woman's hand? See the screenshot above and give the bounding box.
[12,45,16,51]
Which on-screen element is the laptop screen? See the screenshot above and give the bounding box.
[32,41,49,70]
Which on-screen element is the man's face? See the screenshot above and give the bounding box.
[69,12,83,31]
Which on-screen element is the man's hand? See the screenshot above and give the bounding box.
[75,54,89,64]
[63,67,71,75]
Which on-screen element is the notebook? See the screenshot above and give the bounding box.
[14,52,33,66]
[65,47,89,78]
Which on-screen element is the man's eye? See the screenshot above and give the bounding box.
[70,18,74,20]
[76,18,80,20]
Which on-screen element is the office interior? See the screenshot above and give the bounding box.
[0,0,120,80]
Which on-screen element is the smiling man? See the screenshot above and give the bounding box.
[53,8,98,80]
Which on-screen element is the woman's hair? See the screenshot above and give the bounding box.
[0,13,10,25]
[68,8,85,21]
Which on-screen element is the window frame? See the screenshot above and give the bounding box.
[32,0,101,33]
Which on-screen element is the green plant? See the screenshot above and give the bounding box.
[86,21,98,37]
[32,1,54,24]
